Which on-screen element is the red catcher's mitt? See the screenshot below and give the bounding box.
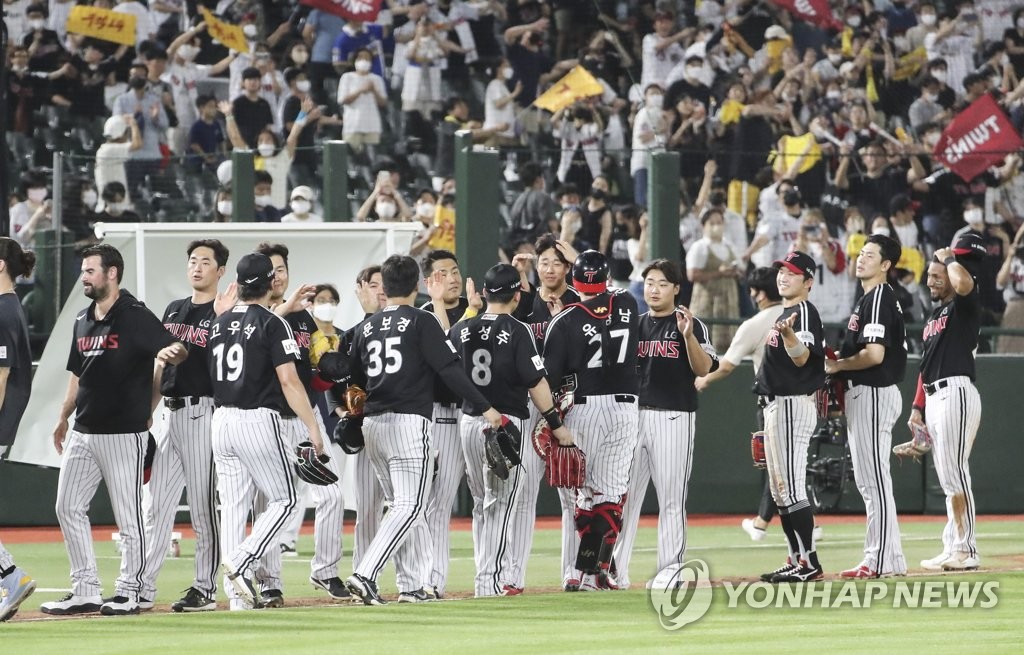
[342,385,366,417]
[751,431,766,470]
[546,444,586,488]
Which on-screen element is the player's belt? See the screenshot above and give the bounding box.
[575,394,637,405]
[923,379,951,396]
[757,395,776,407]
[165,396,211,411]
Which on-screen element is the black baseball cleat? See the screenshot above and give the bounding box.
[761,559,797,583]
[171,587,216,613]
[345,574,387,606]
[774,564,824,583]
[261,589,284,608]
[397,589,432,603]
[310,576,352,600]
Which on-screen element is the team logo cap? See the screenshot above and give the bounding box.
[483,263,522,295]
[236,252,275,286]
[774,250,815,279]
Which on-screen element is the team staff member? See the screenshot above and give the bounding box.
[142,239,229,613]
[614,260,717,590]
[451,264,573,597]
[345,255,504,606]
[912,237,984,571]
[543,250,640,592]
[756,251,827,584]
[211,253,326,611]
[826,235,908,578]
[0,238,37,622]
[42,244,187,617]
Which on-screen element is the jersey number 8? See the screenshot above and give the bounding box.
[212,343,244,381]
[470,348,492,386]
[366,337,403,377]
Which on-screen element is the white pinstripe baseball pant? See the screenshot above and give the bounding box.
[763,395,817,511]
[424,403,464,594]
[0,541,14,572]
[503,404,545,589]
[845,384,907,575]
[924,377,981,558]
[55,430,148,599]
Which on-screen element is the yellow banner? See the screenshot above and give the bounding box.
[893,47,927,82]
[533,66,604,114]
[66,6,137,46]
[199,7,249,53]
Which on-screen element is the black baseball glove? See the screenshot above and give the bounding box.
[294,441,338,486]
[333,415,365,454]
[483,417,522,481]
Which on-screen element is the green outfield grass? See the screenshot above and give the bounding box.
[4,518,1022,654]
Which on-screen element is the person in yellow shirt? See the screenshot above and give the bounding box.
[427,192,457,253]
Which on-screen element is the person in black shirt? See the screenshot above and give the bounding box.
[754,250,827,583]
[910,237,983,572]
[42,244,186,617]
[543,250,640,592]
[140,239,229,613]
[451,264,573,597]
[232,67,275,149]
[345,255,502,605]
[209,252,325,611]
[826,235,909,578]
[613,259,718,591]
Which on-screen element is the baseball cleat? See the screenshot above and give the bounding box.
[279,543,298,557]
[741,518,766,542]
[562,578,581,592]
[940,553,981,571]
[221,563,263,608]
[577,574,603,592]
[40,593,103,616]
[596,570,619,590]
[397,589,432,603]
[310,576,352,600]
[261,589,284,608]
[813,525,824,542]
[920,552,952,571]
[0,568,37,622]
[761,558,796,582]
[429,586,443,600]
[840,564,878,579]
[500,585,524,596]
[774,564,824,583]
[229,598,253,611]
[346,574,387,606]
[171,587,217,613]
[100,596,141,616]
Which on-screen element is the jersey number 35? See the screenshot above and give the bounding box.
[366,337,403,377]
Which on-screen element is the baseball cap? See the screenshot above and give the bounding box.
[236,252,274,286]
[764,25,788,41]
[103,115,128,139]
[290,185,313,201]
[774,251,816,279]
[952,232,986,260]
[483,263,522,295]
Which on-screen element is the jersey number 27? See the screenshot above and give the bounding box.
[587,328,629,369]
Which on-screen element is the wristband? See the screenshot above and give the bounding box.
[542,407,562,430]
[785,341,808,358]
[943,255,956,266]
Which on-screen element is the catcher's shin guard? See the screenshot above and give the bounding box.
[574,502,623,574]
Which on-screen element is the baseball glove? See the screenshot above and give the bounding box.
[892,423,932,462]
[532,421,553,458]
[750,431,766,470]
[546,444,586,488]
[342,385,366,417]
[483,417,522,480]
[294,441,339,486]
[333,415,365,454]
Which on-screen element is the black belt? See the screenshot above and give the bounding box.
[165,396,210,411]
[923,379,951,396]
[436,402,458,409]
[575,394,637,405]
[757,395,776,408]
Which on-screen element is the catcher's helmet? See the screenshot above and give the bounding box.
[951,232,986,261]
[572,250,609,294]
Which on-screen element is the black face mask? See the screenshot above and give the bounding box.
[129,77,147,90]
[591,189,606,201]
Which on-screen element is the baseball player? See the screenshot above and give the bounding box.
[42,244,187,616]
[0,238,37,622]
[250,243,346,604]
[825,235,908,578]
[613,259,718,589]
[344,255,503,605]
[210,252,326,611]
[912,236,984,571]
[755,250,827,583]
[141,239,228,613]
[543,250,640,592]
[451,264,574,597]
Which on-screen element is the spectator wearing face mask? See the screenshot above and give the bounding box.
[907,2,940,52]
[410,188,440,261]
[338,48,388,155]
[212,187,232,222]
[687,207,742,350]
[251,170,282,222]
[746,186,805,269]
[166,22,237,155]
[95,182,142,224]
[112,68,168,194]
[908,77,950,132]
[332,18,386,78]
[231,66,275,148]
[281,185,322,223]
[21,4,64,73]
[356,171,413,222]
[630,83,670,208]
[484,58,521,148]
[925,5,982,95]
[94,114,142,205]
[995,224,1024,353]
[280,67,319,188]
[553,103,603,189]
[10,172,52,248]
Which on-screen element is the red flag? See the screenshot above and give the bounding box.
[934,94,1023,182]
[299,0,382,22]
[769,0,842,31]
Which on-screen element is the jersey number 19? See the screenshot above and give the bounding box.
[212,343,244,381]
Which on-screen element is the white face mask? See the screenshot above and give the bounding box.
[312,302,337,323]
[826,89,842,100]
[932,70,947,84]
[847,16,861,28]
[217,200,232,216]
[376,201,397,218]
[108,201,128,214]
[290,199,311,215]
[923,91,938,102]
[355,59,372,73]
[82,190,98,208]
[827,53,842,65]
[502,67,514,80]
[28,188,48,203]
[921,13,937,26]
[254,194,273,208]
[296,80,311,93]
[243,24,258,38]
[257,143,275,157]
[872,227,891,237]
[416,202,435,218]
[178,44,198,61]
[686,65,702,79]
[292,50,309,65]
[646,93,663,109]
[963,208,983,225]
[29,18,46,30]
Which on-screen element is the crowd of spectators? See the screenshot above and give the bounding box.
[4,0,1024,350]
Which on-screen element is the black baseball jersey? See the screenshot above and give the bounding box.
[919,287,980,384]
[208,303,300,413]
[159,298,215,398]
[66,291,177,434]
[638,311,719,412]
[348,304,491,420]
[754,300,826,396]
[421,297,469,405]
[543,289,640,397]
[281,309,317,413]
[0,293,33,446]
[838,283,907,387]
[451,313,547,419]
[513,284,580,348]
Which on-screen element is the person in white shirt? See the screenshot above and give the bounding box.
[9,172,51,249]
[630,83,670,208]
[640,9,688,91]
[924,9,981,94]
[112,0,157,45]
[798,209,855,335]
[338,47,387,154]
[686,208,742,350]
[281,185,323,223]
[483,58,520,147]
[94,114,142,207]
[746,186,803,269]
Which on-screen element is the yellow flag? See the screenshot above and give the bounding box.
[66,6,137,46]
[773,133,822,175]
[893,47,927,81]
[199,7,249,53]
[533,66,604,114]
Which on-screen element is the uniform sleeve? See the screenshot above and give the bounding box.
[66,329,83,375]
[953,285,981,318]
[857,290,896,347]
[692,318,720,373]
[0,316,14,369]
[795,303,826,356]
[132,306,177,356]
[267,315,302,368]
[542,313,570,385]
[419,313,461,372]
[514,323,547,388]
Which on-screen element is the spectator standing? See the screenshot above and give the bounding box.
[94,114,142,204]
[231,67,275,149]
[303,7,346,105]
[687,208,741,350]
[111,72,167,196]
[996,225,1024,353]
[338,48,388,155]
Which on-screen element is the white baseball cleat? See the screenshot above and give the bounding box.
[939,552,981,571]
[812,525,824,542]
[0,568,37,622]
[741,518,766,542]
[920,552,952,571]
